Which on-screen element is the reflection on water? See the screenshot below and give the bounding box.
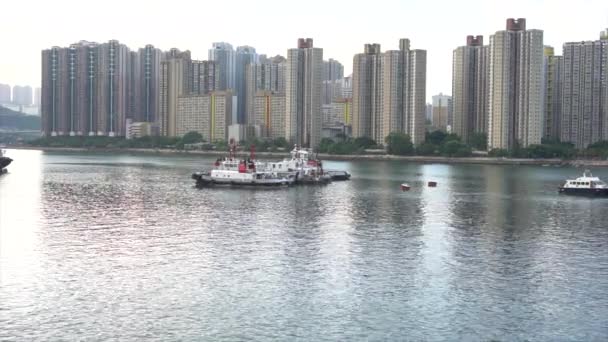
[1,149,607,340]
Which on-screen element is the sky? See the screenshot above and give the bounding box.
[1,0,607,102]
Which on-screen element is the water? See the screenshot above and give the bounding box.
[1,149,607,341]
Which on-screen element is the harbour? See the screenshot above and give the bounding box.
[1,149,607,340]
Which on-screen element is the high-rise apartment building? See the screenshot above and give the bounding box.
[42,40,132,136]
[543,46,563,141]
[159,49,191,137]
[431,93,452,132]
[285,38,323,148]
[12,85,33,105]
[132,45,162,123]
[208,42,235,91]
[235,46,258,124]
[0,83,11,103]
[190,60,219,95]
[561,32,608,148]
[34,87,41,107]
[487,18,544,150]
[452,35,489,142]
[245,56,286,125]
[252,91,286,139]
[323,59,344,81]
[352,40,427,145]
[352,43,383,140]
[176,91,232,141]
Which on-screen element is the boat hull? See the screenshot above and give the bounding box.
[192,172,293,188]
[558,187,608,196]
[326,170,351,181]
[0,157,12,170]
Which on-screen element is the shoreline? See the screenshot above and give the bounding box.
[6,145,608,167]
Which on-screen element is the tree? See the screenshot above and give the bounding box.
[181,131,203,144]
[470,132,487,151]
[353,136,377,149]
[273,137,289,148]
[385,132,414,156]
[416,142,437,156]
[426,130,448,145]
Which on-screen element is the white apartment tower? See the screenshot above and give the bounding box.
[488,18,544,150]
[285,38,323,148]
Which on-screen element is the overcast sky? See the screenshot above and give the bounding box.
[1,0,607,102]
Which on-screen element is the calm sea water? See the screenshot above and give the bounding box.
[1,149,607,341]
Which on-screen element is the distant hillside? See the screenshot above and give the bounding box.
[0,105,41,130]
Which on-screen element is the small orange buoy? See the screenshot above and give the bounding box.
[400,183,411,191]
[428,181,437,187]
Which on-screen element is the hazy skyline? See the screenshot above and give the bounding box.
[1,0,607,102]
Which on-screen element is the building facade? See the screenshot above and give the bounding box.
[0,83,10,103]
[452,35,489,143]
[235,46,258,124]
[176,91,232,141]
[41,40,133,136]
[208,42,235,91]
[12,85,33,105]
[561,33,608,148]
[488,18,544,150]
[431,93,452,132]
[543,46,563,141]
[252,90,286,139]
[159,49,191,137]
[352,40,427,145]
[190,60,219,95]
[285,38,323,148]
[352,43,383,141]
[245,56,286,125]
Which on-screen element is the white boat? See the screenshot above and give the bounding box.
[192,144,293,188]
[558,170,608,196]
[264,146,332,184]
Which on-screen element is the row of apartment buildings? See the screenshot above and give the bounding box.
[41,19,608,150]
[452,19,608,150]
[41,39,350,148]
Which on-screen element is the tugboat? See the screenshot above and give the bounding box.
[0,150,12,174]
[265,146,332,184]
[192,143,293,188]
[558,170,608,196]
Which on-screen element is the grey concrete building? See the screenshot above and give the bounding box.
[285,38,323,148]
[12,85,33,105]
[41,40,132,136]
[235,46,258,124]
[208,42,235,91]
[323,58,344,81]
[132,45,162,123]
[0,83,10,103]
[352,43,383,141]
[488,18,544,150]
[190,60,219,95]
[452,35,489,143]
[561,32,608,148]
[543,46,563,141]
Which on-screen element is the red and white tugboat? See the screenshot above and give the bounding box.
[192,143,293,188]
[558,170,608,196]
